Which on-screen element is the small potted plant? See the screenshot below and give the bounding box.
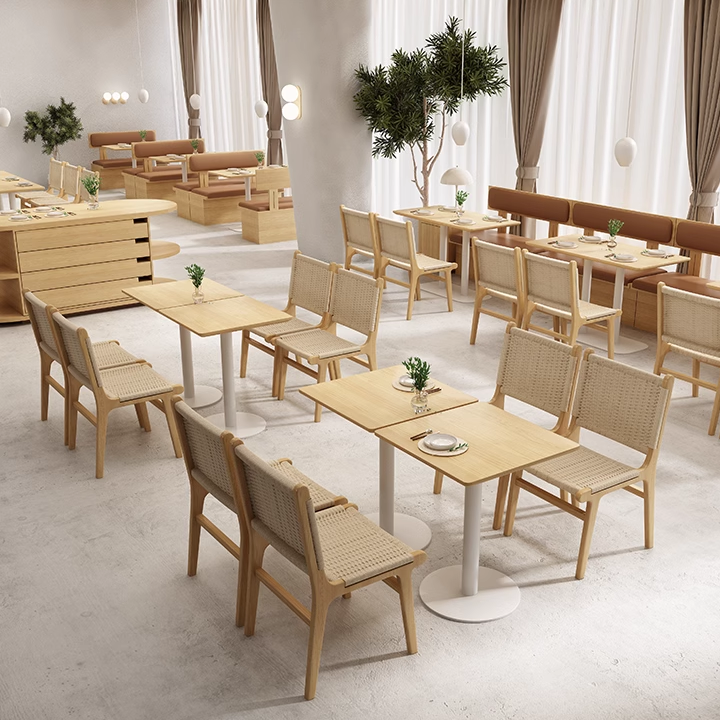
[403,356,431,414]
[185,263,205,303]
[607,219,624,249]
[81,174,101,210]
[255,150,265,167]
[139,129,147,141]
[455,189,469,217]
[190,138,200,154]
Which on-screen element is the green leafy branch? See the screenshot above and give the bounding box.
[185,263,205,289]
[402,356,431,392]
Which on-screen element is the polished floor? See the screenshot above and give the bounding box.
[1,206,719,720]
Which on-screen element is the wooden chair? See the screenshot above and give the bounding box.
[171,399,348,628]
[231,439,426,700]
[240,251,337,396]
[274,269,384,422]
[504,350,674,579]
[24,292,142,445]
[521,250,622,359]
[375,215,456,320]
[16,158,65,206]
[340,205,380,278]
[50,312,183,478]
[469,240,524,344]
[26,162,82,207]
[435,324,583,529]
[654,282,720,436]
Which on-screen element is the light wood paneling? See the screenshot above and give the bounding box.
[23,259,153,292]
[19,239,150,273]
[16,220,148,253]
[37,277,152,309]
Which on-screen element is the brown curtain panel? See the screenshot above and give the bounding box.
[177,0,202,139]
[256,0,283,165]
[685,0,720,223]
[507,0,563,209]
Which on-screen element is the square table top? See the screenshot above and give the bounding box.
[102,144,133,151]
[394,205,521,232]
[299,365,478,432]
[208,168,256,178]
[150,154,190,164]
[0,170,44,194]
[376,402,577,486]
[123,278,242,310]
[158,295,290,337]
[525,234,690,272]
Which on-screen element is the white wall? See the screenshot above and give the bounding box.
[0,0,178,186]
[270,0,372,263]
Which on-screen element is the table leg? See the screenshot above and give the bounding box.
[581,259,593,302]
[461,231,471,296]
[206,332,267,438]
[419,482,520,622]
[179,326,222,409]
[365,438,432,550]
[245,179,252,201]
[181,163,188,183]
[612,268,625,343]
[439,226,448,262]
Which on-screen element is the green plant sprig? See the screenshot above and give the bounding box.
[456,189,469,207]
[608,219,624,237]
[255,150,265,165]
[402,356,431,392]
[81,174,100,197]
[139,129,147,140]
[185,263,205,289]
[190,138,199,151]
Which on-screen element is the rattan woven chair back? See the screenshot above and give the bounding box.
[61,163,81,199]
[288,252,334,317]
[524,251,574,313]
[573,353,670,453]
[48,158,64,193]
[51,312,97,388]
[475,240,520,295]
[78,168,99,203]
[329,268,382,336]
[341,206,376,256]
[375,216,414,263]
[25,291,59,359]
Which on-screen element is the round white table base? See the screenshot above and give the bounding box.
[206,411,266,438]
[182,385,222,409]
[419,565,521,623]
[365,512,432,550]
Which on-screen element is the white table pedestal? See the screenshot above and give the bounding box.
[179,326,222,409]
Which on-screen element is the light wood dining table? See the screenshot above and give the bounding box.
[0,170,44,210]
[208,167,256,200]
[149,154,191,182]
[377,402,577,623]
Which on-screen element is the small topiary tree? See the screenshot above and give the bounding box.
[354,17,508,206]
[23,97,83,159]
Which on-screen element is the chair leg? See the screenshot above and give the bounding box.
[444,270,453,313]
[560,490,570,503]
[643,479,655,549]
[653,342,670,375]
[187,480,208,577]
[407,275,418,320]
[305,588,331,701]
[240,329,250,379]
[520,304,534,330]
[67,377,81,450]
[552,316,560,338]
[95,406,109,479]
[244,539,268,638]
[40,353,52,421]
[433,470,444,495]
[493,475,510,530]
[396,568,418,654]
[314,362,328,422]
[469,290,485,345]
[503,473,521,536]
[606,318,615,359]
[276,348,288,401]
[576,498,600,580]
[333,360,342,380]
[236,533,249,628]
[710,387,720,436]
[162,396,183,458]
[568,322,580,348]
[691,359,700,398]
[135,402,151,431]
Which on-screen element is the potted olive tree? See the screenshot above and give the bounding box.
[23,97,83,159]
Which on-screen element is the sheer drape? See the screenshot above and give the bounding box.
[256,0,283,165]
[177,0,202,139]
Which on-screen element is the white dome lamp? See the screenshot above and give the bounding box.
[440,166,474,216]
[138,88,149,104]
[452,0,470,146]
[254,99,268,118]
[0,104,10,128]
[134,0,149,103]
[615,0,640,168]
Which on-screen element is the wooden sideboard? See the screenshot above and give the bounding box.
[0,199,178,322]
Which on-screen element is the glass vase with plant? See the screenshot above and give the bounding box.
[403,356,431,414]
[139,129,147,141]
[455,189,469,217]
[190,138,199,154]
[81,174,101,209]
[185,263,206,303]
[255,150,265,167]
[607,219,624,249]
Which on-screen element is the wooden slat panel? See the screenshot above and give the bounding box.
[35,278,153,310]
[19,239,150,272]
[16,220,149,252]
[23,259,153,292]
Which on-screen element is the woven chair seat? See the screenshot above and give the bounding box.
[387,254,455,272]
[526,445,639,496]
[28,195,72,205]
[578,300,619,320]
[252,317,316,340]
[99,363,174,402]
[314,506,414,586]
[664,338,720,365]
[92,341,142,369]
[16,191,54,199]
[275,328,363,361]
[269,459,340,511]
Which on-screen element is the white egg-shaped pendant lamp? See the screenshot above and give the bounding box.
[138,88,149,103]
[189,93,201,110]
[0,107,10,128]
[254,100,269,118]
[451,120,470,146]
[614,137,637,167]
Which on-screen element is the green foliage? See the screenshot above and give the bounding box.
[190,138,199,151]
[456,189,469,206]
[608,219,624,237]
[402,356,431,392]
[23,97,83,157]
[185,263,205,289]
[139,129,147,140]
[81,174,100,197]
[255,151,265,164]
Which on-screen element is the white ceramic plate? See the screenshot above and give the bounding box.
[612,253,637,263]
[5,177,20,181]
[580,235,604,243]
[268,164,282,168]
[119,143,131,148]
[10,215,30,221]
[453,218,475,225]
[414,209,435,216]
[554,240,577,248]
[1,209,16,215]
[17,182,33,187]
[392,376,435,392]
[34,206,51,212]
[643,249,669,257]
[483,214,505,222]
[419,436,468,457]
[424,433,457,451]
[46,211,65,217]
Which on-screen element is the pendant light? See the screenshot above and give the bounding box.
[614,0,640,167]
[135,0,149,102]
[451,0,469,146]
[187,3,201,112]
[0,91,10,127]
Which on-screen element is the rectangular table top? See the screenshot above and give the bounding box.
[123,278,242,310]
[525,234,690,272]
[157,295,290,337]
[299,365,478,432]
[0,170,44,195]
[102,144,133,151]
[150,154,189,164]
[394,205,520,231]
[376,402,577,486]
[208,168,256,178]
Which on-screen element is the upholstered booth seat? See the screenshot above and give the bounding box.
[632,272,720,298]
[137,168,195,183]
[174,179,230,192]
[193,183,251,199]
[237,196,294,211]
[88,130,156,190]
[466,229,535,250]
[92,158,133,169]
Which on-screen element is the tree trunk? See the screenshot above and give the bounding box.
[52,146,59,160]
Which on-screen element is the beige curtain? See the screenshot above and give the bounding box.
[685,0,720,223]
[177,0,202,139]
[507,0,563,207]
[256,0,283,165]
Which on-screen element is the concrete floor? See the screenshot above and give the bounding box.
[1,207,719,720]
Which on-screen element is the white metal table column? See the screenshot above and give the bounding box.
[178,326,222,409]
[419,482,520,622]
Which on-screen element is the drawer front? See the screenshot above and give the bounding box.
[16,220,149,252]
[19,239,150,273]
[23,259,152,292]
[35,278,152,310]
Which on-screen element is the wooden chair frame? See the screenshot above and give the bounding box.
[504,349,675,579]
[340,205,380,278]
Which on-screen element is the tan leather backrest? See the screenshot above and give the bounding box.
[675,219,720,254]
[133,139,205,159]
[488,186,570,223]
[254,166,291,192]
[572,202,673,244]
[188,151,259,172]
[88,130,156,147]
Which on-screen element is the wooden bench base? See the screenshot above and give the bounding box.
[179,189,244,225]
[240,207,296,244]
[91,164,130,190]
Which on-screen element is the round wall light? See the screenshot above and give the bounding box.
[102,92,112,104]
[120,92,129,104]
[281,84,299,103]
[281,102,300,121]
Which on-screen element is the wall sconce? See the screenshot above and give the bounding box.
[281,84,301,120]
[102,92,129,105]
